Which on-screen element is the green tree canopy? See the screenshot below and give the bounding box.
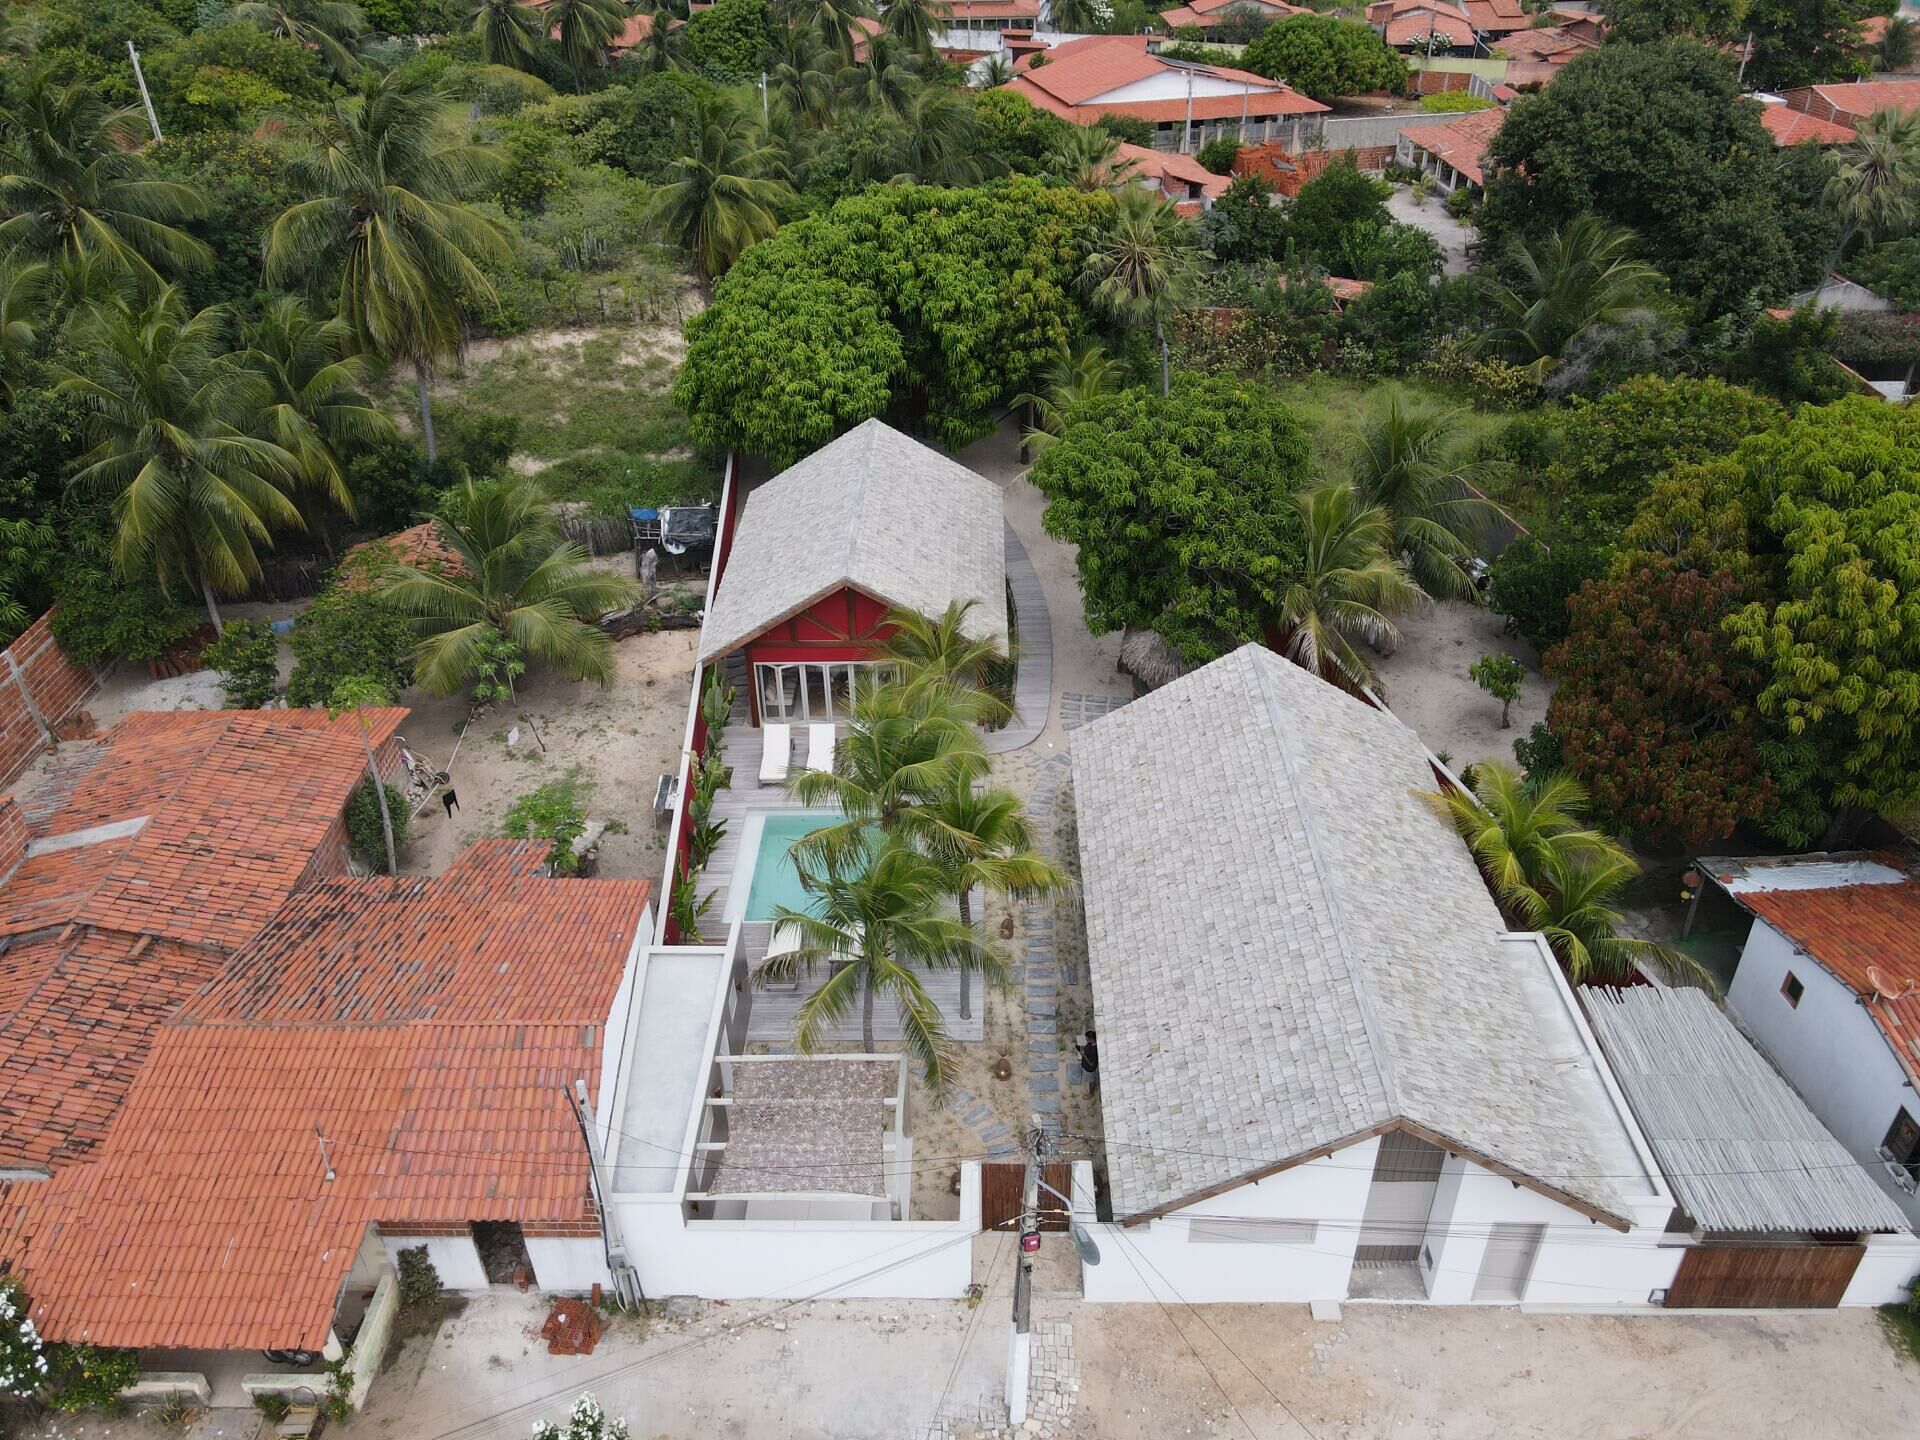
[1479,40,1832,320]
[682,0,779,81]
[1030,374,1313,663]
[1242,15,1408,102]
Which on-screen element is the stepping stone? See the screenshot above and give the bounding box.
[1032,1094,1061,1114]
[1030,1074,1058,1092]
[980,1121,1011,1142]
[1030,1035,1057,1053]
[965,1104,991,1124]
[1030,1055,1058,1072]
[949,1088,973,1106]
[1029,1018,1056,1034]
[1030,1000,1056,1016]
[1061,966,1079,985]
[987,1143,1018,1159]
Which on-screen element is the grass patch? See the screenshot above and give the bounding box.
[1267,374,1511,480]
[1883,1305,1920,1364]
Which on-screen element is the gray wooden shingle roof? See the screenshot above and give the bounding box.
[1072,646,1636,1224]
[698,420,1008,664]
[1585,986,1910,1235]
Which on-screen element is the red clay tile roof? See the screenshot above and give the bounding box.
[1793,78,1920,122]
[341,521,465,584]
[1462,0,1532,31]
[947,0,1041,15]
[1160,0,1307,23]
[1009,34,1325,120]
[1400,103,1505,186]
[1740,880,1920,1084]
[1116,141,1234,199]
[1759,104,1859,146]
[0,708,407,1172]
[1492,23,1595,60]
[1,843,650,1352]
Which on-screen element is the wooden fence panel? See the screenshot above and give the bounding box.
[1665,1244,1864,1309]
[980,1161,1073,1234]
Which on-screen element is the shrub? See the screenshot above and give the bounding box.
[1487,533,1610,653]
[504,771,592,874]
[346,780,410,871]
[1468,651,1525,728]
[254,1392,293,1422]
[202,619,280,709]
[1194,136,1241,175]
[1094,112,1156,148]
[396,1246,443,1308]
[1417,338,1540,409]
[0,1277,46,1398]
[1512,720,1561,780]
[1420,90,1493,112]
[1444,185,1476,221]
[45,1343,141,1412]
[286,560,418,709]
[349,438,459,534]
[439,408,521,479]
[49,564,203,666]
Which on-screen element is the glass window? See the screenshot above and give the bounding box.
[1885,1110,1920,1179]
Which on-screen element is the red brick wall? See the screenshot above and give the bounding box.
[523,1218,605,1239]
[1231,144,1394,196]
[1411,70,1473,95]
[0,611,99,790]
[298,736,407,883]
[377,1222,473,1239]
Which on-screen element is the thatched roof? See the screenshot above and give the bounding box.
[1118,628,1193,690]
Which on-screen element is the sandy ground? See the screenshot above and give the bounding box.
[1372,599,1548,774]
[55,1290,1918,1440]
[1387,184,1474,278]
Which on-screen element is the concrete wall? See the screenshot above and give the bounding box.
[1083,1140,1376,1303]
[1326,112,1458,151]
[527,1236,615,1294]
[1842,1232,1920,1306]
[607,1164,980,1300]
[1727,921,1920,1229]
[380,1231,489,1292]
[346,1269,398,1409]
[0,611,99,790]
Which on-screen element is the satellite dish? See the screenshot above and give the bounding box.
[1866,965,1918,1003]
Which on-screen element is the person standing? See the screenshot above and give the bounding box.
[1075,1030,1099,1094]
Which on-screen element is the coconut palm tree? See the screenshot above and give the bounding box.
[838,30,919,117]
[788,675,992,872]
[0,67,210,286]
[630,8,686,72]
[875,598,1013,727]
[1504,842,1698,984]
[56,289,302,632]
[232,0,368,81]
[975,53,1012,88]
[1424,759,1613,899]
[1049,0,1104,30]
[1270,483,1426,693]
[544,0,629,88]
[1878,16,1916,73]
[471,0,544,69]
[1826,106,1920,262]
[770,23,835,124]
[916,774,1064,1019]
[1482,216,1666,378]
[881,0,949,53]
[1348,388,1511,602]
[1012,340,1122,454]
[377,476,643,692]
[239,296,394,546]
[1051,123,1135,192]
[265,70,508,464]
[796,0,877,60]
[889,83,992,184]
[647,96,792,282]
[0,258,45,405]
[765,836,1004,1082]
[1082,184,1200,397]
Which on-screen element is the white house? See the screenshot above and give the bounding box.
[1069,647,1683,1308]
[1705,853,1920,1231]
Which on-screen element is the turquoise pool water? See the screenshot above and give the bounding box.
[745,814,841,920]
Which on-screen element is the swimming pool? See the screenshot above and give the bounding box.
[741,813,842,920]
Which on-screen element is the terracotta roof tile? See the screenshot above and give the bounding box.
[1009,35,1325,120]
[1,845,649,1352]
[1400,103,1506,186]
[1740,880,1920,1085]
[1795,78,1920,122]
[1759,105,1857,146]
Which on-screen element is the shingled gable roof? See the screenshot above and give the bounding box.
[0,843,650,1352]
[1072,646,1640,1228]
[697,419,1007,664]
[0,707,408,1173]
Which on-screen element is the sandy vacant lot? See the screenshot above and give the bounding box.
[1374,598,1548,774]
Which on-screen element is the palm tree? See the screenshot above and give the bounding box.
[875,599,1013,727]
[796,0,877,60]
[1011,340,1121,454]
[232,0,368,81]
[1504,842,1697,984]
[1052,123,1135,192]
[1348,388,1510,602]
[1826,106,1920,263]
[544,0,628,88]
[0,258,45,405]
[1049,0,1104,29]
[770,23,835,124]
[765,836,1004,1081]
[239,296,394,547]
[377,476,642,692]
[330,674,400,875]
[0,66,210,285]
[890,84,992,184]
[1424,760,1612,899]
[882,0,949,53]
[56,289,301,631]
[471,0,544,69]
[788,675,992,873]
[630,8,687,72]
[1878,15,1916,72]
[265,70,509,464]
[975,53,1012,88]
[1082,185,1200,397]
[1269,483,1425,692]
[647,96,792,283]
[917,775,1064,1019]
[1482,215,1665,377]
[838,30,919,117]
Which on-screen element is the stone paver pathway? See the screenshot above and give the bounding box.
[986,521,1052,755]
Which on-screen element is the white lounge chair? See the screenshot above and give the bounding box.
[760,921,803,991]
[804,723,835,773]
[759,723,791,785]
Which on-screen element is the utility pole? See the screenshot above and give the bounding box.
[1737,29,1754,88]
[1006,1121,1046,1429]
[128,41,162,143]
[759,69,769,126]
[1181,68,1194,155]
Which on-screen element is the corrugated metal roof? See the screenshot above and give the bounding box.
[1585,986,1909,1235]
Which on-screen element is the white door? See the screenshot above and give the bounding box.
[1471,1223,1544,1302]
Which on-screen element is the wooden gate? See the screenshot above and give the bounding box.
[980,1162,1073,1233]
[1665,1243,1865,1309]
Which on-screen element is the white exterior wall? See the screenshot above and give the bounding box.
[605,1164,979,1300]
[381,1233,488,1292]
[1419,1153,1681,1306]
[526,1237,615,1294]
[1095,71,1270,104]
[1084,1139,1376,1303]
[1727,919,1920,1228]
[1842,1231,1920,1306]
[597,908,653,1135]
